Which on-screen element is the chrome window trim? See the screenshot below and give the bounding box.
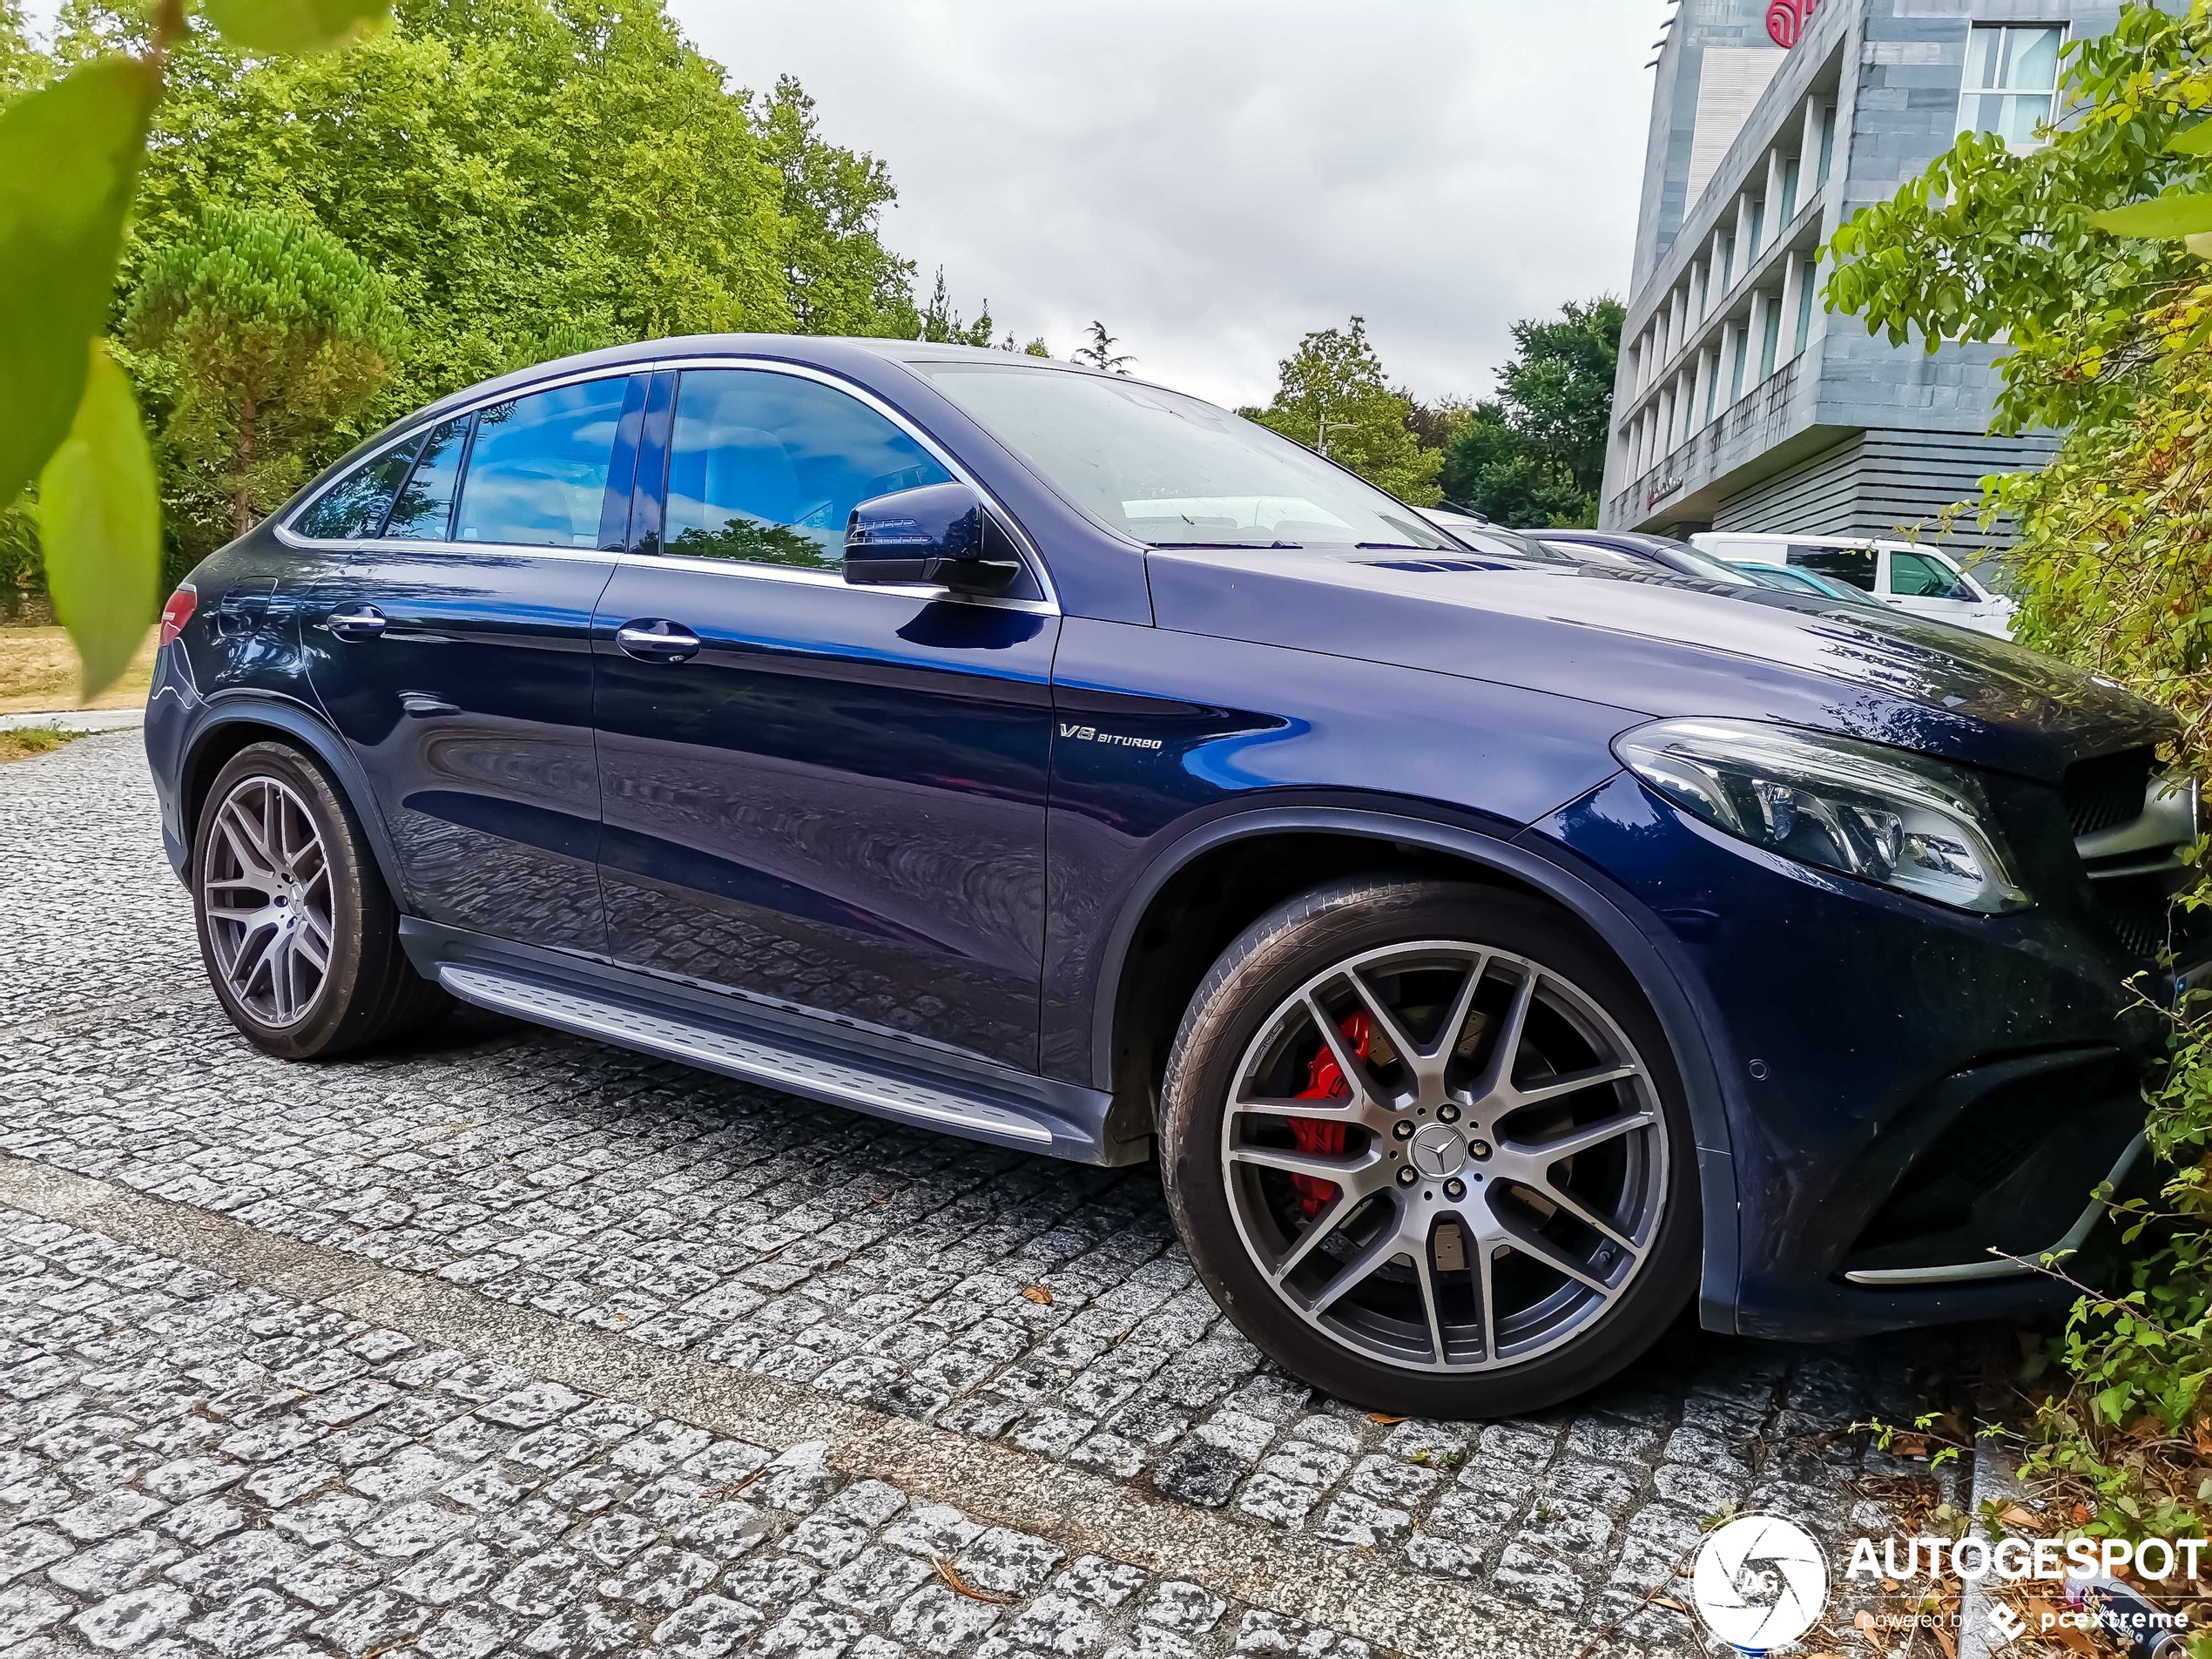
[629,354,1062,616]
[611,549,1057,617]
[273,363,644,552]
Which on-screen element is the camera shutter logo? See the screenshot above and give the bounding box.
[1691,1514,1830,1652]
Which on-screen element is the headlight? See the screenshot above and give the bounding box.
[1613,718,2030,914]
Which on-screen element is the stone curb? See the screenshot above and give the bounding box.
[0,1150,1636,1659]
[0,708,145,733]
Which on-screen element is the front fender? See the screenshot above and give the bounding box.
[1081,795,1743,1334]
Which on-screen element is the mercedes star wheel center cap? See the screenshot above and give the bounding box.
[1409,1122,1467,1178]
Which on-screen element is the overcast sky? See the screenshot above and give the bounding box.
[26,0,1669,410]
[700,1,1666,408]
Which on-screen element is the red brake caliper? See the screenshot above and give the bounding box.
[1287,1010,1372,1218]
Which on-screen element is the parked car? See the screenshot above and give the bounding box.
[1413,503,1495,539]
[1694,531,2017,637]
[1527,527,1757,586]
[1729,561,1889,605]
[147,337,2196,1417]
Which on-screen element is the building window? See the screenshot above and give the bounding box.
[1958,25,2062,148]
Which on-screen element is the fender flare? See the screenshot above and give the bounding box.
[1088,801,1743,1332]
[178,691,414,913]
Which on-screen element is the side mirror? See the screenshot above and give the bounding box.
[845,482,1023,596]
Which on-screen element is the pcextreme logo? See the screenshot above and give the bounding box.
[1057,723,1163,752]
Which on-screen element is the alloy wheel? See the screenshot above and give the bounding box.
[1218,939,1668,1373]
[200,775,336,1029]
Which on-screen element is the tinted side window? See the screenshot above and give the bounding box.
[1889,550,1970,599]
[457,379,630,549]
[663,369,952,570]
[1787,543,1876,591]
[297,441,420,539]
[384,416,469,541]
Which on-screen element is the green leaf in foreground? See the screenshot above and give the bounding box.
[2094,192,2212,240]
[0,54,159,509]
[38,342,160,704]
[201,0,389,56]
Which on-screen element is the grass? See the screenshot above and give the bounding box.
[0,727,85,764]
[0,623,158,715]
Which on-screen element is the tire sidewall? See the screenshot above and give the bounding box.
[1160,879,1700,1419]
[191,742,377,1060]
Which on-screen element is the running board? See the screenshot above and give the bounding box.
[436,961,1058,1153]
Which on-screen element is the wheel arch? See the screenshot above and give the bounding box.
[1091,803,1743,1332]
[179,693,410,911]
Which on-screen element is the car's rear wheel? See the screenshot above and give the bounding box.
[192,741,448,1059]
[1160,875,1697,1418]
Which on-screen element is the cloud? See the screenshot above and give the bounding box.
[683,0,1662,408]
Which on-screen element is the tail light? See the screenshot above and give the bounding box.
[158,583,197,649]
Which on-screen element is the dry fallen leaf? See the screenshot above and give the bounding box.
[1932,1624,1958,1659]
[1020,1286,1053,1306]
[1997,1503,2045,1532]
[1653,1597,1690,1615]
[935,1559,1016,1604]
[2193,1415,2212,1457]
[1367,1413,1407,1425]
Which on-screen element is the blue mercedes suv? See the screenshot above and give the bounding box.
[145,336,2199,1417]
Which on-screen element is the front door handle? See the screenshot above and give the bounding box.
[401,693,460,718]
[328,604,387,641]
[616,620,701,664]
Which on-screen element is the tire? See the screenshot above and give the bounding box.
[191,740,449,1060]
[1159,875,1698,1418]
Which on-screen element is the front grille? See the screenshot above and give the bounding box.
[2063,746,2155,837]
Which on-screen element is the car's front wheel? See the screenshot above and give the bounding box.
[191,740,448,1059]
[1160,875,1697,1418]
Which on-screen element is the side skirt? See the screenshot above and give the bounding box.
[400,919,1143,1168]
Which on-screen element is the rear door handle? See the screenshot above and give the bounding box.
[328,604,387,641]
[615,620,701,664]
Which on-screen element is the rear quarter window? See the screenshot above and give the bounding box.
[294,441,420,540]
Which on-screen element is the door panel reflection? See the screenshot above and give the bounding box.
[592,568,1055,1069]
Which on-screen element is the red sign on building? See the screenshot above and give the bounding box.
[1767,0,1820,49]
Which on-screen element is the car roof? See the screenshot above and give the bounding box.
[1707,531,1960,556]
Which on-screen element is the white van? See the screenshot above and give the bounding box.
[1690,531,2017,639]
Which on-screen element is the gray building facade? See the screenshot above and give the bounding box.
[1599,0,2112,548]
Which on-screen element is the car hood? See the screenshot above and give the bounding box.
[1143,547,2170,785]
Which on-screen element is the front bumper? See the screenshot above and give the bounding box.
[1532,771,2175,1342]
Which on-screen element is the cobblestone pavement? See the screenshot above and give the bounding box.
[0,1205,1385,1659]
[0,734,1954,1656]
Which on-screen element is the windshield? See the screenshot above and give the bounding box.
[914,362,1451,550]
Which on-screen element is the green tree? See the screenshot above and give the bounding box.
[0,0,49,98]
[128,203,402,551]
[1440,400,1572,525]
[1072,320,1132,374]
[1439,298,1623,526]
[1255,316,1442,505]
[917,266,994,346]
[1824,2,2212,1541]
[757,74,919,338]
